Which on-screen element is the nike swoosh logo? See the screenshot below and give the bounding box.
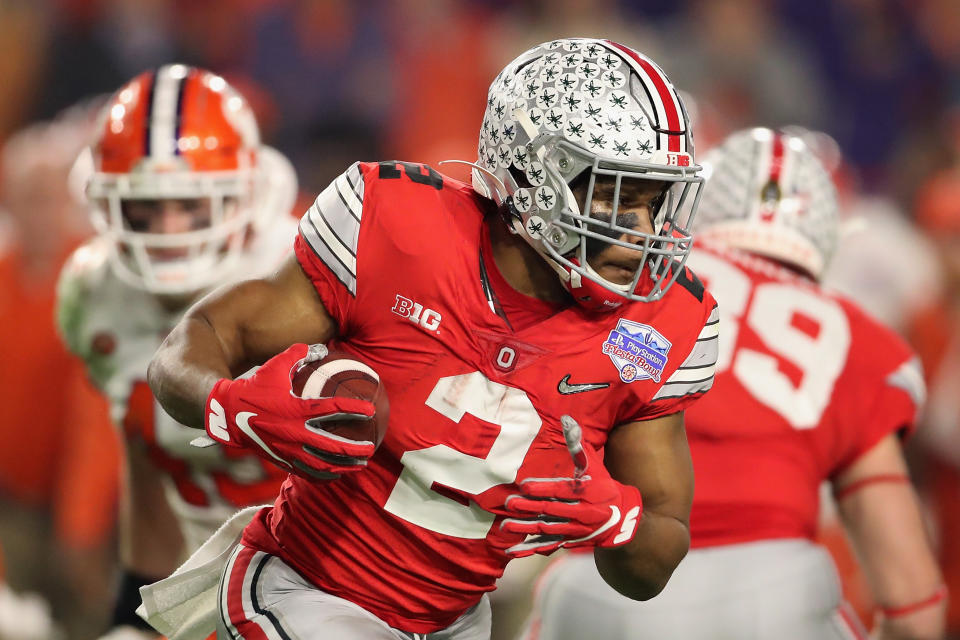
[236,411,289,467]
[557,375,610,395]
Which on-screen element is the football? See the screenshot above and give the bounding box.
[291,350,389,448]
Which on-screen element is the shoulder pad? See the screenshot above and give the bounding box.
[669,260,705,303]
[56,239,111,355]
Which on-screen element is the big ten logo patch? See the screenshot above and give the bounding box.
[392,295,442,333]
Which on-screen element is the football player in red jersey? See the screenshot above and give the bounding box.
[142,39,718,640]
[56,66,299,640]
[520,128,946,640]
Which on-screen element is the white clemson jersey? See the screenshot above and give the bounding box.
[55,218,297,550]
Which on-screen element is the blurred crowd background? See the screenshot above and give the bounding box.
[1,0,960,638]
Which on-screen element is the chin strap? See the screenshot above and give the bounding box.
[582,258,632,293]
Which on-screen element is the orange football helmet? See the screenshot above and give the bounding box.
[81,64,295,294]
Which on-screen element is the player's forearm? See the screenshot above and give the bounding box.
[120,441,185,575]
[148,314,233,428]
[593,509,689,600]
[834,437,945,640]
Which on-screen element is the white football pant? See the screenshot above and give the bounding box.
[218,545,492,640]
[518,539,869,640]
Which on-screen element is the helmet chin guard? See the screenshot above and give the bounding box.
[472,38,703,309]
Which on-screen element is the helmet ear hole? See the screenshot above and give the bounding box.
[566,171,593,214]
[507,166,527,191]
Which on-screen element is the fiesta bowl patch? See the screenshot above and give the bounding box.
[602,319,671,383]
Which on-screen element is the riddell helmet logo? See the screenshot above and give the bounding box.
[392,294,442,333]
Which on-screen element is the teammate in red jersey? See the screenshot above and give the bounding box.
[521,128,946,640]
[142,39,718,639]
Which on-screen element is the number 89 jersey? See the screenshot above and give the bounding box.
[241,161,719,633]
[684,241,925,548]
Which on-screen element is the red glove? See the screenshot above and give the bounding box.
[204,343,376,480]
[499,415,643,557]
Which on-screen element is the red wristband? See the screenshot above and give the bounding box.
[833,474,909,501]
[880,585,948,618]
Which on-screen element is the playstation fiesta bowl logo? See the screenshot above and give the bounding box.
[602,319,671,383]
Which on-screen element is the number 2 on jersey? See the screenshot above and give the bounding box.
[690,252,850,429]
[383,372,541,538]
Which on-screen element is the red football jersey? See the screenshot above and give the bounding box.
[241,161,718,632]
[685,242,924,548]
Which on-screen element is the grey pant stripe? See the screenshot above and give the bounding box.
[217,546,241,640]
[250,555,296,640]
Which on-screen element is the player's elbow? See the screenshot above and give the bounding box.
[146,346,166,396]
[597,560,679,601]
[594,516,690,601]
[147,334,179,398]
[619,574,673,601]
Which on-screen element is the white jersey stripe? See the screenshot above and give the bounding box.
[304,197,357,268]
[314,185,361,257]
[705,304,720,325]
[653,308,719,401]
[887,356,926,409]
[344,162,364,200]
[650,379,714,401]
[150,64,188,160]
[684,337,719,366]
[298,217,357,294]
[299,164,367,295]
[667,363,717,384]
[697,321,720,341]
[335,174,362,222]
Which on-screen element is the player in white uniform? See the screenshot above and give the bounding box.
[520,128,945,640]
[55,65,299,640]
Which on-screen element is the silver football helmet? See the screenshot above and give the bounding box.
[696,127,839,279]
[472,38,703,310]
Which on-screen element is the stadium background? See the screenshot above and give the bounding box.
[0,0,958,638]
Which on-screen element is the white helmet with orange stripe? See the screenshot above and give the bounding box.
[472,38,703,309]
[78,64,296,294]
[696,127,839,280]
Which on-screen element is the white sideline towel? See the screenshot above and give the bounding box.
[136,506,265,640]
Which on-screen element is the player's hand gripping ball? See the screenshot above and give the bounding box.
[291,344,390,449]
[202,343,388,480]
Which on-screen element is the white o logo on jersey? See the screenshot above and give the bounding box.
[496,346,517,370]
